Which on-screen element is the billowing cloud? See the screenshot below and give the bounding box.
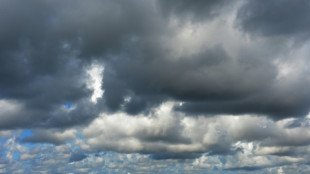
[81,102,310,160]
[237,0,310,39]
[22,129,76,145]
[2,107,310,173]
[157,0,236,21]
[1,0,310,173]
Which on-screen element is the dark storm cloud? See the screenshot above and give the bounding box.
[1,0,310,131]
[92,0,310,119]
[0,99,100,129]
[237,0,310,39]
[104,44,277,114]
[157,0,235,21]
[175,94,310,119]
[0,0,166,129]
[0,0,92,128]
[2,0,310,172]
[104,40,310,119]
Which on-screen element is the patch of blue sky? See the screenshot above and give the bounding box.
[64,102,73,109]
[18,129,33,140]
[0,137,9,143]
[76,132,83,139]
[18,129,39,148]
[0,146,5,158]
[13,152,20,160]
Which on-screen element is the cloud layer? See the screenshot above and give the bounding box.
[1,0,310,173]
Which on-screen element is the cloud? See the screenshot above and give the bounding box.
[1,0,310,130]
[99,1,310,119]
[22,129,76,145]
[0,0,166,129]
[0,130,12,139]
[157,0,236,21]
[1,0,310,173]
[69,153,87,163]
[1,129,310,173]
[20,153,37,161]
[236,0,310,39]
[81,102,310,161]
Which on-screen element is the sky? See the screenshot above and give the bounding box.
[1,0,310,173]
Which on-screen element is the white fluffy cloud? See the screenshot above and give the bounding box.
[81,102,310,163]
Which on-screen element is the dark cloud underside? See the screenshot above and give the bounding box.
[1,1,310,173]
[1,0,310,129]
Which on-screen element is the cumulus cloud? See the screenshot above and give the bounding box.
[157,0,236,21]
[81,102,310,160]
[237,0,310,39]
[1,0,310,173]
[1,0,310,128]
[21,129,77,145]
[2,103,309,173]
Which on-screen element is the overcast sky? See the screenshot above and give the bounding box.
[1,0,310,173]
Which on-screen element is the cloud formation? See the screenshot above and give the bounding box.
[1,0,310,173]
[81,103,310,157]
[237,0,310,39]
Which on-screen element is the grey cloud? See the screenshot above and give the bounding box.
[0,0,92,128]
[285,118,310,128]
[81,106,310,161]
[2,120,310,173]
[105,40,310,119]
[21,129,76,145]
[0,0,165,129]
[1,0,310,171]
[81,106,193,155]
[175,95,310,119]
[1,0,310,131]
[149,152,201,160]
[95,4,310,118]
[69,153,87,162]
[0,98,101,129]
[254,146,299,156]
[236,0,310,39]
[104,43,281,117]
[157,0,236,21]
[225,165,275,172]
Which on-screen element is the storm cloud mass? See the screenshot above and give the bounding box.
[1,0,310,173]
